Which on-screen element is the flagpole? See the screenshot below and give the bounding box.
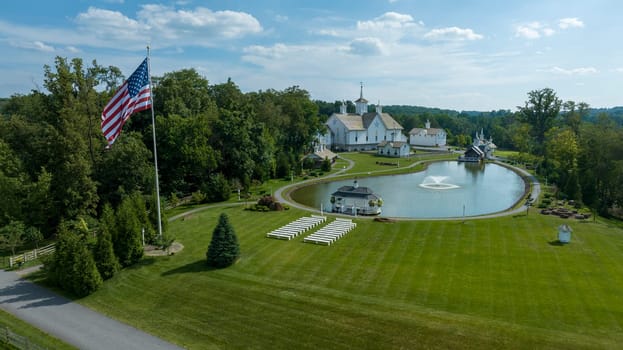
[147,45,163,239]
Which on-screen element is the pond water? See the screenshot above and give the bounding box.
[290,161,526,218]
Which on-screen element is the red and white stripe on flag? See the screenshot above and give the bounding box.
[101,58,152,147]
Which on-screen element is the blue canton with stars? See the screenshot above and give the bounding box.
[127,58,150,97]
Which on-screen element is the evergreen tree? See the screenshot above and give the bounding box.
[113,196,144,267]
[93,224,120,280]
[206,213,240,268]
[129,191,155,243]
[71,239,103,297]
[45,223,102,297]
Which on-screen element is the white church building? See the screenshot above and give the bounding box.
[325,85,407,152]
[409,120,447,147]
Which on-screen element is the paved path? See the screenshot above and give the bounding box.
[274,156,541,220]
[0,269,183,350]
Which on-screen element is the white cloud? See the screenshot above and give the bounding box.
[66,46,81,53]
[542,28,555,36]
[516,18,582,39]
[515,22,554,39]
[9,40,55,52]
[72,5,262,49]
[357,12,417,32]
[559,17,584,29]
[546,66,598,75]
[243,43,290,60]
[275,14,289,22]
[424,27,483,41]
[316,29,340,37]
[349,37,384,55]
[75,7,144,43]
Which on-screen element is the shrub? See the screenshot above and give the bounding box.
[247,196,286,212]
[191,190,206,204]
[202,173,231,202]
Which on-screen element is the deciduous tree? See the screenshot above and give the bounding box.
[517,88,562,155]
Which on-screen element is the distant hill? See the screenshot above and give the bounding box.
[587,106,623,122]
[381,105,460,117]
[0,97,8,112]
[383,104,623,123]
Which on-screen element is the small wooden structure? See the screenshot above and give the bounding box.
[557,224,572,244]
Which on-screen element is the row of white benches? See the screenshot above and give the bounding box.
[266,215,327,240]
[303,218,356,246]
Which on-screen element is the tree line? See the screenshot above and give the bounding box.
[0,57,324,240]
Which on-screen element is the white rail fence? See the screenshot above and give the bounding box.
[1,325,49,350]
[9,243,55,268]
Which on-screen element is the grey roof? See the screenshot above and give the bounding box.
[333,113,365,130]
[378,141,409,148]
[466,145,485,156]
[370,112,403,130]
[307,148,337,160]
[330,111,403,132]
[409,127,444,135]
[332,185,380,200]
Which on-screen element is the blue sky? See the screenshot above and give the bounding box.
[1,0,622,111]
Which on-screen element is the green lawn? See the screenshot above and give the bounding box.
[78,206,623,349]
[335,151,455,177]
[0,309,75,349]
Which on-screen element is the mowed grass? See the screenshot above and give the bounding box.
[0,309,76,349]
[79,207,623,349]
[336,151,453,176]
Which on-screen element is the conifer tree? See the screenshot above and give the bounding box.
[93,218,120,280]
[45,223,102,297]
[206,213,240,268]
[71,239,103,297]
[113,196,143,267]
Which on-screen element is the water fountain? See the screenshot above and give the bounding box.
[419,176,460,190]
[291,161,526,218]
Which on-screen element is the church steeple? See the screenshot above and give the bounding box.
[355,82,368,115]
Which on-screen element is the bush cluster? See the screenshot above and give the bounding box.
[247,195,289,212]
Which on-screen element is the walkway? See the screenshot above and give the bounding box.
[0,269,183,350]
[274,155,541,221]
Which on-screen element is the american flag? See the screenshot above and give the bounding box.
[101,58,152,146]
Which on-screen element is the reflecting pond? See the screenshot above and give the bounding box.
[290,161,526,218]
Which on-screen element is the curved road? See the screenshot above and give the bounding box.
[0,269,183,350]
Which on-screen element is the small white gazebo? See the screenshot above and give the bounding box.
[557,224,572,244]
